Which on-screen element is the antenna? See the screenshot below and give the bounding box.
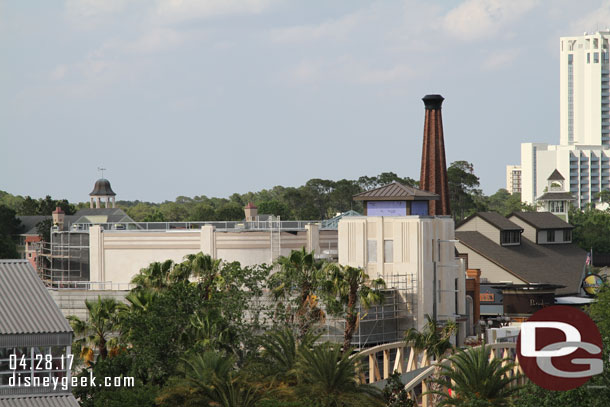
[97,167,106,178]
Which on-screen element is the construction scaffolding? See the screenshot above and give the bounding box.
[35,231,90,287]
[320,273,418,349]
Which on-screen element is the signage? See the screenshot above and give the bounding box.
[517,305,603,391]
[366,201,406,216]
[582,274,603,296]
[480,293,495,302]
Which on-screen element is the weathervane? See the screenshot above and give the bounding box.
[98,167,106,178]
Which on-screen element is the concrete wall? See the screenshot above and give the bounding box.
[338,216,465,331]
[457,217,500,244]
[89,224,332,287]
[48,289,128,320]
[455,242,526,285]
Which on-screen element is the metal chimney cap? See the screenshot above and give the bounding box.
[422,94,444,110]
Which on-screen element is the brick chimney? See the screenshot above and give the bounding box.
[244,202,258,221]
[420,94,451,216]
[52,206,65,230]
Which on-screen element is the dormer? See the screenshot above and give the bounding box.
[547,169,565,191]
[457,212,523,246]
[508,212,574,245]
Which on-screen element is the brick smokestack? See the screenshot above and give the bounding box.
[420,94,451,216]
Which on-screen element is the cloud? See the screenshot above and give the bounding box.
[443,0,540,41]
[570,2,610,34]
[271,11,363,44]
[287,56,413,86]
[153,0,277,25]
[482,48,520,70]
[64,0,131,28]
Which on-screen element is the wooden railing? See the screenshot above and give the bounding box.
[355,342,524,407]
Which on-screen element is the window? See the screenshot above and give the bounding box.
[501,230,520,245]
[588,53,591,63]
[595,38,599,49]
[595,52,600,63]
[549,200,565,213]
[367,240,377,263]
[547,230,555,242]
[564,229,572,241]
[384,240,393,263]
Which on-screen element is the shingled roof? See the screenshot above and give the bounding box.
[0,395,79,407]
[547,169,565,181]
[353,182,439,201]
[0,260,72,335]
[456,231,585,295]
[509,212,574,230]
[536,191,576,201]
[460,212,523,231]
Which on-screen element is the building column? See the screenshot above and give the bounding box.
[200,225,216,258]
[95,197,101,208]
[90,197,94,208]
[305,223,320,254]
[89,225,104,285]
[111,197,115,208]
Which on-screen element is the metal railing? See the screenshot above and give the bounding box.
[63,220,328,232]
[46,280,134,291]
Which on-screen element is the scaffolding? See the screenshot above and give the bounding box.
[35,231,90,287]
[320,273,418,350]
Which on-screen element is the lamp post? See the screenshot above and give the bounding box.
[433,239,459,322]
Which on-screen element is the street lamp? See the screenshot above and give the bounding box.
[433,239,460,321]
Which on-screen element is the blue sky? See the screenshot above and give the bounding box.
[2,0,610,203]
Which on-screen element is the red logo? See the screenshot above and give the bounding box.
[516,305,603,391]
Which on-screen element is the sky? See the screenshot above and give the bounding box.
[2,0,610,203]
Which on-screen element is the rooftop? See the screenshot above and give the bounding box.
[353,182,439,201]
[0,260,73,335]
[456,231,585,295]
[461,212,523,231]
[509,211,574,230]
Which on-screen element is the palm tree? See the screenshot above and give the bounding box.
[257,328,319,385]
[125,289,157,313]
[426,345,522,406]
[294,343,384,407]
[270,248,326,338]
[404,315,456,363]
[321,264,385,352]
[131,259,175,291]
[182,252,222,299]
[157,350,263,407]
[68,297,126,362]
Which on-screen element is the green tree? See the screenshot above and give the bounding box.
[257,200,291,219]
[486,190,535,216]
[295,343,384,407]
[321,264,385,351]
[68,297,126,362]
[404,315,456,362]
[216,202,245,220]
[569,207,610,253]
[0,205,21,258]
[382,371,416,407]
[269,248,326,339]
[157,351,263,407]
[447,161,485,221]
[131,259,177,291]
[427,345,521,406]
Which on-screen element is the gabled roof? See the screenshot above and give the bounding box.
[547,169,565,181]
[456,231,585,295]
[509,211,574,230]
[353,182,439,201]
[536,192,576,201]
[17,216,49,235]
[0,395,79,407]
[460,212,522,231]
[0,260,72,335]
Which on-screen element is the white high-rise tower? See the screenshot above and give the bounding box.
[520,31,610,209]
[560,31,610,146]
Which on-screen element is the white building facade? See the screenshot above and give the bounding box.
[521,32,610,208]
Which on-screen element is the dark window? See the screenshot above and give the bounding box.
[501,230,520,245]
[547,230,555,242]
[564,229,572,241]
